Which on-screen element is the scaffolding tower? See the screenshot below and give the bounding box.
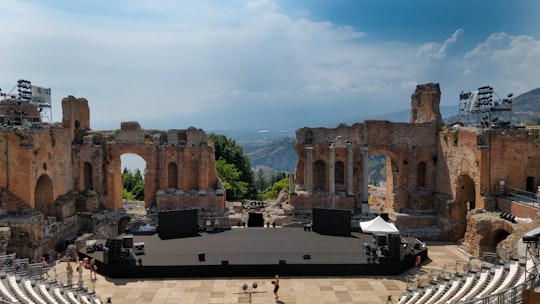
[458,85,522,129]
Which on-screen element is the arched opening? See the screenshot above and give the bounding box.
[313,160,326,192]
[83,162,93,190]
[367,153,388,210]
[417,161,426,188]
[457,174,476,210]
[480,228,510,256]
[35,174,54,216]
[335,161,345,192]
[168,162,178,189]
[120,153,147,210]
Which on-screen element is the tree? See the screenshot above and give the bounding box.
[263,177,289,200]
[215,157,248,200]
[208,133,257,199]
[122,168,144,201]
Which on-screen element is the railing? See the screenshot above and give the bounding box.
[505,187,540,209]
[400,253,540,304]
[459,274,540,304]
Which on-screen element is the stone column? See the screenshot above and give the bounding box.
[288,173,295,193]
[347,142,353,196]
[329,144,335,195]
[306,147,313,195]
[361,144,370,214]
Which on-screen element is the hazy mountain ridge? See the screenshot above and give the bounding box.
[232,87,540,173]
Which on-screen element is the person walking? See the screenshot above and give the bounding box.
[90,259,98,280]
[272,275,280,300]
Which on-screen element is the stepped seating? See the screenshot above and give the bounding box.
[67,291,81,304]
[511,258,532,288]
[444,272,476,303]
[8,274,35,304]
[403,289,422,304]
[473,264,505,299]
[38,283,59,304]
[0,255,103,304]
[23,279,47,304]
[491,259,520,294]
[460,268,490,301]
[397,256,539,304]
[53,286,70,304]
[424,280,449,304]
[414,285,435,304]
[0,276,19,303]
[434,277,461,304]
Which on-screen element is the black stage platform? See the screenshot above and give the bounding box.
[79,228,428,278]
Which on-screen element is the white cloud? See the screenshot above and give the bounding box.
[418,29,464,59]
[0,1,537,130]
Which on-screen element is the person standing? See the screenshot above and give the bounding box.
[272,275,280,300]
[90,259,97,280]
[66,262,73,286]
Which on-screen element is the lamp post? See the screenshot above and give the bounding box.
[240,282,260,303]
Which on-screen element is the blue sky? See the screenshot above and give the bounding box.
[1,0,539,132]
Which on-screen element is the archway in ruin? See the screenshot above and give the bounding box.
[34,174,54,216]
[120,153,147,208]
[479,228,510,256]
[456,174,476,210]
[368,152,399,211]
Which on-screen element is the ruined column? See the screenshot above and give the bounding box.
[329,144,335,195]
[347,142,353,196]
[306,147,313,194]
[288,172,295,193]
[361,144,369,214]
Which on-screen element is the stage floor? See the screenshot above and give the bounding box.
[80,227,428,278]
[86,227,371,265]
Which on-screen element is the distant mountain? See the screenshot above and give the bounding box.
[243,137,297,173]
[512,87,540,122]
[229,87,540,173]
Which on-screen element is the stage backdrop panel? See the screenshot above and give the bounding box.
[312,208,351,237]
[158,209,199,239]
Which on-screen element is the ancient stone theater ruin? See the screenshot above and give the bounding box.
[0,82,539,262]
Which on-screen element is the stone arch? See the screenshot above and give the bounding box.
[35,174,54,216]
[456,174,476,210]
[313,160,326,192]
[367,149,401,211]
[83,162,93,190]
[108,147,155,210]
[479,227,511,256]
[417,161,426,188]
[168,162,178,189]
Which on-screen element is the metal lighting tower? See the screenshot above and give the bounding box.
[458,85,522,129]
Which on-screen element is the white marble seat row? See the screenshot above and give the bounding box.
[8,274,35,304]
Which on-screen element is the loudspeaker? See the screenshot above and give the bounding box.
[302,254,311,260]
[158,209,199,239]
[312,208,351,237]
[221,260,229,266]
[122,235,134,248]
[387,234,401,260]
[198,252,205,262]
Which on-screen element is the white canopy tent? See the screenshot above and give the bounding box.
[359,216,399,234]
